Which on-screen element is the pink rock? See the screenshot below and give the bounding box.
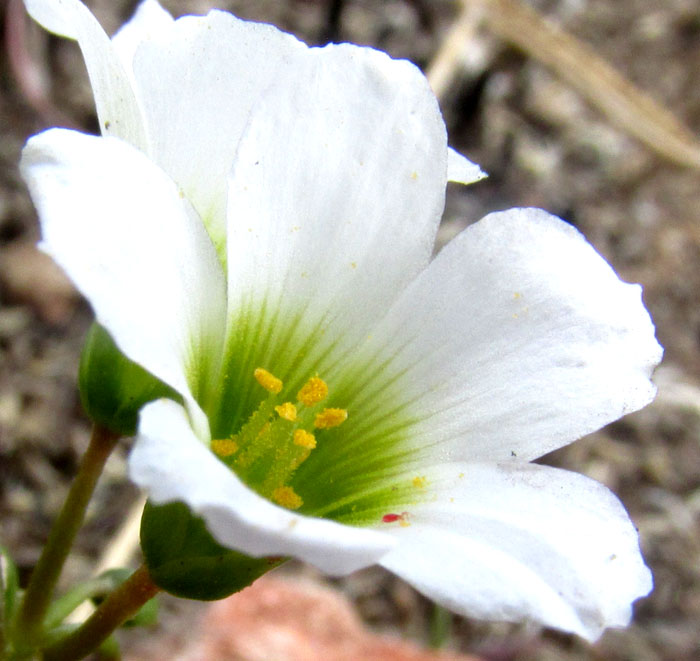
[128,575,482,661]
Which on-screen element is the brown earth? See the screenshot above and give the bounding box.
[1,1,699,660]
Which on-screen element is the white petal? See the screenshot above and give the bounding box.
[128,10,306,256]
[111,0,174,73]
[20,129,226,436]
[447,147,487,184]
[24,0,75,35]
[225,44,448,373]
[359,207,662,462]
[23,0,147,149]
[378,462,652,641]
[130,399,396,575]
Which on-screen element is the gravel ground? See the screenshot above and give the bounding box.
[1,1,699,659]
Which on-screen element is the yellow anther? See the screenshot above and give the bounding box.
[297,376,328,406]
[272,486,303,510]
[211,439,239,458]
[293,429,316,449]
[314,408,348,429]
[254,367,283,394]
[275,402,297,421]
[412,476,427,490]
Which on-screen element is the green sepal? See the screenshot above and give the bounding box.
[140,501,283,600]
[79,323,180,435]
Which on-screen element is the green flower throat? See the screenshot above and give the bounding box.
[210,369,348,510]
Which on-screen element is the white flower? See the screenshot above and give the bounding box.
[21,0,662,641]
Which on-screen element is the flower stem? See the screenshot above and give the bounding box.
[429,603,452,649]
[41,565,159,661]
[15,425,120,644]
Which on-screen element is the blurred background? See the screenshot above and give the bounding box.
[1,1,699,659]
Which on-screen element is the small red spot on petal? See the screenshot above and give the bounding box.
[382,513,401,523]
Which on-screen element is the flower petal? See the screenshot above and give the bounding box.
[447,147,487,184]
[20,129,226,436]
[130,399,396,575]
[227,43,447,326]
[220,43,450,414]
[111,0,174,74]
[378,462,652,641]
[23,0,147,149]
[127,9,306,256]
[353,207,662,463]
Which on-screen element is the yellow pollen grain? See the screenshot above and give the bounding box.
[412,476,427,490]
[254,367,283,393]
[399,519,411,527]
[275,402,297,421]
[314,408,348,429]
[293,429,316,449]
[272,486,303,510]
[211,438,239,458]
[297,376,328,406]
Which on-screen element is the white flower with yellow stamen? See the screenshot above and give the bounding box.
[21,0,662,641]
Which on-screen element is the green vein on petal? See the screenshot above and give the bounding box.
[202,295,432,525]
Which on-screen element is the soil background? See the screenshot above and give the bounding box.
[1,1,700,659]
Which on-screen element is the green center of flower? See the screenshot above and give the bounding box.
[210,368,347,510]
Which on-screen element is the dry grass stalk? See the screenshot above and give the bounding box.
[425,1,487,100]
[437,0,700,169]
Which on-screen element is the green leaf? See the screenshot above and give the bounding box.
[79,323,180,435]
[121,591,158,629]
[1,545,19,652]
[429,603,452,649]
[43,570,130,630]
[140,501,283,600]
[96,634,120,660]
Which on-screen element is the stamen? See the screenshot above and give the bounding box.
[272,486,303,510]
[254,367,283,393]
[211,438,239,458]
[275,402,297,421]
[231,369,350,513]
[293,429,316,449]
[297,376,328,406]
[314,408,348,429]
